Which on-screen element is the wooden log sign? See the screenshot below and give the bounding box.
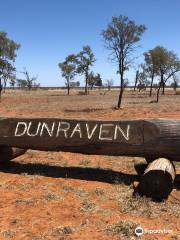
[0,118,180,161]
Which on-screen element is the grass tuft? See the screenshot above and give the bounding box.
[105,220,138,238]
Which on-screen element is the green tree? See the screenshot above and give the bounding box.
[9,75,16,88]
[2,62,16,92]
[95,73,102,88]
[144,50,158,97]
[137,68,149,92]
[0,31,20,98]
[102,15,146,108]
[88,72,102,90]
[58,54,76,95]
[151,46,180,102]
[16,79,27,89]
[171,74,179,93]
[76,45,96,95]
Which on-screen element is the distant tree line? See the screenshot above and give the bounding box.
[59,15,180,107]
[1,14,180,108]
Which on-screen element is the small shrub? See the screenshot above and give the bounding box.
[1,230,16,238]
[80,200,97,212]
[105,220,138,238]
[51,226,74,236]
[42,192,62,202]
[62,184,74,192]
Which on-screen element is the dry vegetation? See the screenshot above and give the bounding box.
[0,88,179,240]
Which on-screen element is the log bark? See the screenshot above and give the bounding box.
[0,146,27,163]
[0,118,180,161]
[137,158,175,200]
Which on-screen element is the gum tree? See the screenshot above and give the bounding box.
[102,15,146,108]
[144,50,158,97]
[150,46,180,102]
[0,31,20,98]
[76,45,96,95]
[59,54,76,95]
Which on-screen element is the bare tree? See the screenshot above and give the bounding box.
[20,68,38,90]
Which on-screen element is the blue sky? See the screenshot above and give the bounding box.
[0,0,180,86]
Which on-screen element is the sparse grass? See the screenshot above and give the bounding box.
[94,188,105,196]
[0,182,16,190]
[62,184,75,192]
[117,187,180,218]
[105,220,138,238]
[1,89,180,240]
[1,230,16,238]
[41,192,63,202]
[79,159,91,166]
[80,200,97,212]
[32,237,46,240]
[120,194,152,217]
[26,225,74,240]
[49,225,74,237]
[75,187,89,198]
[15,198,37,206]
[18,183,32,191]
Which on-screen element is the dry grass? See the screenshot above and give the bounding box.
[105,220,138,238]
[0,89,179,240]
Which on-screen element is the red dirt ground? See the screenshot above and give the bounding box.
[0,89,179,240]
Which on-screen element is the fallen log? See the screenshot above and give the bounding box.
[0,118,180,161]
[136,158,176,200]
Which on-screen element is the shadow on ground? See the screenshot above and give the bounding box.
[0,161,138,185]
[0,162,179,189]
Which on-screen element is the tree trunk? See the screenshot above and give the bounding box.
[67,83,70,95]
[156,73,164,102]
[162,81,165,95]
[156,85,161,103]
[0,78,2,101]
[3,79,7,93]
[137,158,175,200]
[117,72,124,108]
[134,70,139,91]
[85,72,88,95]
[149,74,154,97]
